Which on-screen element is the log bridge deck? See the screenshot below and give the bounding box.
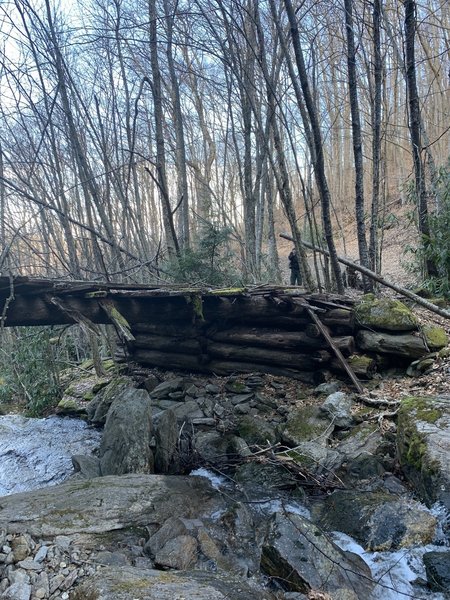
[0,276,363,386]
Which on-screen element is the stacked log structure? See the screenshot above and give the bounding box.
[1,278,446,383]
[126,290,358,384]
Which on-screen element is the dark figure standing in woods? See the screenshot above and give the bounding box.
[288,248,302,285]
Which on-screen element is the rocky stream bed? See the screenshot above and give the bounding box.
[0,361,449,600]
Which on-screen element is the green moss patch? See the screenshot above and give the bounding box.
[423,325,448,350]
[355,295,417,332]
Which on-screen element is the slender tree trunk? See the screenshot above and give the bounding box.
[404,0,437,276]
[283,0,344,293]
[164,0,190,249]
[344,0,370,286]
[369,0,382,274]
[148,0,179,259]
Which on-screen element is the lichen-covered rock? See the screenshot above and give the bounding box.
[397,395,450,511]
[71,566,273,600]
[86,376,133,425]
[99,387,154,475]
[236,415,278,446]
[281,406,333,447]
[56,396,86,416]
[354,295,417,331]
[316,490,436,550]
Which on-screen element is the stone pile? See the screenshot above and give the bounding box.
[0,531,97,600]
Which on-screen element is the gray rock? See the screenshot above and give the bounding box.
[70,566,273,599]
[281,405,333,447]
[205,384,221,394]
[99,387,154,475]
[172,400,204,422]
[194,432,251,463]
[93,551,130,566]
[150,378,186,399]
[236,415,277,446]
[287,442,342,475]
[423,551,450,593]
[314,381,340,395]
[154,535,198,569]
[2,581,32,600]
[261,511,373,597]
[0,474,248,544]
[230,393,254,405]
[33,547,48,563]
[317,490,436,550]
[16,560,42,571]
[86,377,134,425]
[142,375,159,393]
[320,392,353,428]
[71,454,101,479]
[154,409,179,474]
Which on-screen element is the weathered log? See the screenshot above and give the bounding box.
[356,330,429,358]
[330,354,377,378]
[132,334,204,354]
[132,349,324,383]
[208,327,354,354]
[131,322,205,336]
[208,343,331,369]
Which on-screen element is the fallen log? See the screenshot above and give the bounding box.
[207,343,331,369]
[208,327,355,354]
[356,330,429,359]
[280,232,450,320]
[132,334,204,354]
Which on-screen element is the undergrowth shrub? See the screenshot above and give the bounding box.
[0,326,90,416]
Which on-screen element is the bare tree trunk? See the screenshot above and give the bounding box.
[164,0,190,249]
[404,0,437,277]
[148,0,179,260]
[283,0,344,293]
[344,0,370,286]
[369,0,382,274]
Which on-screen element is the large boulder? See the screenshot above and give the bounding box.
[261,511,373,598]
[99,387,154,475]
[354,295,417,331]
[71,566,273,600]
[397,395,450,511]
[0,474,263,591]
[86,376,134,425]
[316,490,436,550]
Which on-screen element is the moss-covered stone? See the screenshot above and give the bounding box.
[281,405,333,446]
[56,396,87,416]
[354,295,417,332]
[423,325,448,350]
[397,396,449,509]
[236,415,277,446]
